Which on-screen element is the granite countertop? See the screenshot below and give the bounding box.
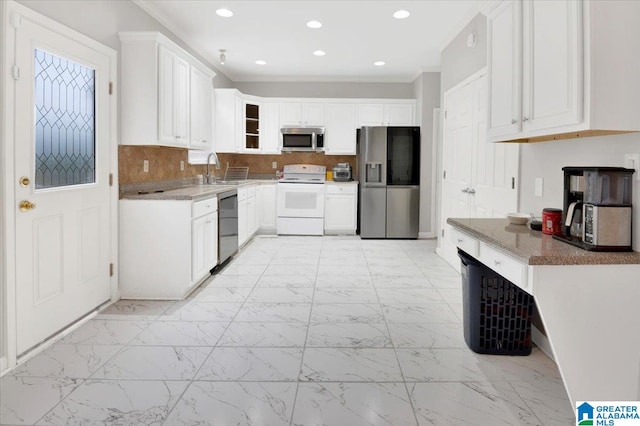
[121,178,358,201]
[120,179,278,201]
[447,217,640,266]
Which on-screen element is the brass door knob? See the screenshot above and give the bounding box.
[19,176,30,187]
[19,200,36,212]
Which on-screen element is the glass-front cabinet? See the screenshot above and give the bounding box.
[244,102,260,151]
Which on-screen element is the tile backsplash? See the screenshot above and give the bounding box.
[119,146,208,185]
[118,145,356,185]
[217,153,356,176]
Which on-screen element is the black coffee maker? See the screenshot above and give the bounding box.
[554,166,634,251]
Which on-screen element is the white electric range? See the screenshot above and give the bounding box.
[277,164,326,236]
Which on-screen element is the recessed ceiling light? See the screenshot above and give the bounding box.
[313,50,326,56]
[393,9,410,19]
[255,60,267,65]
[374,61,386,66]
[216,8,233,18]
[306,20,322,29]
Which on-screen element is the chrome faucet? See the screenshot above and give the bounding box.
[206,152,221,183]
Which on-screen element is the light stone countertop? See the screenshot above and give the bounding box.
[120,179,358,201]
[120,179,278,201]
[447,217,640,266]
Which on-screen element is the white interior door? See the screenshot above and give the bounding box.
[439,80,474,269]
[13,14,113,354]
[470,74,519,218]
[438,70,519,270]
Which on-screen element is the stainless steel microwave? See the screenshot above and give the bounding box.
[281,127,324,152]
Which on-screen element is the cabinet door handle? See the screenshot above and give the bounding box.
[461,188,468,193]
[467,188,476,195]
[511,119,518,124]
[202,140,207,143]
[494,260,501,266]
[522,116,529,122]
[457,238,463,243]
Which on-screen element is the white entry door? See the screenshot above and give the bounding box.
[12,12,114,354]
[439,70,519,270]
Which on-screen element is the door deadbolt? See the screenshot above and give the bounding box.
[19,200,36,212]
[19,176,30,187]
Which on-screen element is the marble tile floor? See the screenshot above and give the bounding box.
[0,236,575,425]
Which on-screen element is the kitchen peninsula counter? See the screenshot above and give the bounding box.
[447,217,640,265]
[446,216,640,406]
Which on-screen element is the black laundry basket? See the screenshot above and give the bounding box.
[458,249,533,355]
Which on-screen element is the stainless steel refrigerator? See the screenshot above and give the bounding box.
[357,126,420,239]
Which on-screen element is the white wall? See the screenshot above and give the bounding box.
[440,13,488,94]
[234,81,415,99]
[518,133,640,251]
[413,73,441,236]
[16,0,233,89]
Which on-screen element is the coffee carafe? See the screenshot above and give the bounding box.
[555,167,634,251]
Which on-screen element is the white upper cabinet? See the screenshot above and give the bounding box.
[522,0,581,132]
[357,104,384,126]
[260,102,280,154]
[189,67,213,150]
[280,102,324,126]
[158,46,189,147]
[358,102,415,127]
[488,0,640,142]
[324,103,357,155]
[214,89,242,153]
[487,1,521,138]
[119,32,216,148]
[215,89,280,153]
[215,90,418,154]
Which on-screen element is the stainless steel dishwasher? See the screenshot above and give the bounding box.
[217,189,238,265]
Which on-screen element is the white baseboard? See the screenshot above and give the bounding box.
[418,232,436,239]
[532,325,555,362]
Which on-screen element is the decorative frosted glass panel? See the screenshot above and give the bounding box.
[34,49,95,189]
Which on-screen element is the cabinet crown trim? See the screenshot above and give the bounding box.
[118,31,216,78]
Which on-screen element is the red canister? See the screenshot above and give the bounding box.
[542,208,562,235]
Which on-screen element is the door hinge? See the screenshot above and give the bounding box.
[444,110,447,119]
[109,173,113,186]
[512,177,515,189]
[109,82,113,95]
[441,229,445,237]
[109,263,114,277]
[12,66,20,80]
[443,170,446,179]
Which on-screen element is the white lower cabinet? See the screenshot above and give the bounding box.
[238,187,248,247]
[119,196,218,300]
[324,183,358,234]
[191,204,218,283]
[257,183,277,233]
[247,186,258,236]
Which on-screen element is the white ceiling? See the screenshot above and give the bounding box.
[135,0,496,83]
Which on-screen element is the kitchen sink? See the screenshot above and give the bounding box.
[203,180,246,185]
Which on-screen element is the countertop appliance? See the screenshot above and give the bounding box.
[281,127,324,152]
[332,163,352,182]
[554,166,634,251]
[218,189,238,265]
[357,126,420,239]
[277,164,326,235]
